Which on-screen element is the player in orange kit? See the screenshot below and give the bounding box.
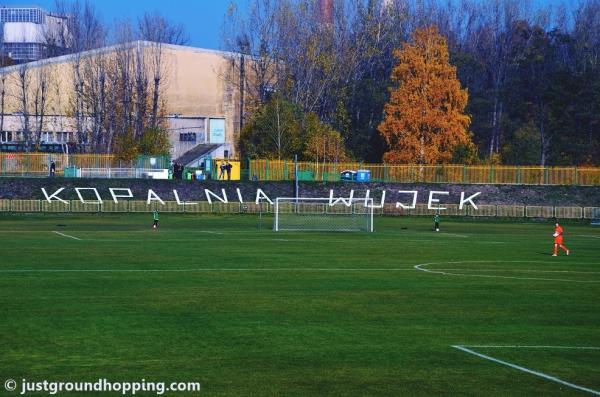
[552,222,570,256]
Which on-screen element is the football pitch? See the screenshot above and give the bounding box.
[1,214,599,396]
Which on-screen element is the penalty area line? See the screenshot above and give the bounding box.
[460,345,600,350]
[52,231,82,241]
[452,345,600,396]
[414,262,600,283]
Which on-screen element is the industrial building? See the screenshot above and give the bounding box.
[0,40,245,166]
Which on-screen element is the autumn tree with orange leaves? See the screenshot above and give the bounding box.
[378,26,472,164]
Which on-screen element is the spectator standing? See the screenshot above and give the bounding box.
[225,161,232,180]
[219,161,226,180]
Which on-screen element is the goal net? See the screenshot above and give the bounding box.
[274,197,374,232]
[592,208,600,226]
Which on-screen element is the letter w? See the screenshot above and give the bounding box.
[329,189,354,207]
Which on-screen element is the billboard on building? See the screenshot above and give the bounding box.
[209,119,225,144]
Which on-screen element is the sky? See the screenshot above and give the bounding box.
[2,0,239,49]
[2,0,573,50]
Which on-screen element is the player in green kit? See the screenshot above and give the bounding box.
[434,213,440,232]
[152,210,159,229]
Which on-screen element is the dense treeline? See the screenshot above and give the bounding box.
[224,0,600,165]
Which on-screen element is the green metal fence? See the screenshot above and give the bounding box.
[0,153,170,176]
[248,160,600,186]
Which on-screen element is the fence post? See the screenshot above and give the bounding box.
[265,159,269,181]
[333,162,337,181]
[489,164,494,183]
[463,165,467,183]
[544,167,549,185]
[517,165,521,184]
[574,166,578,185]
[283,160,287,180]
[310,162,327,181]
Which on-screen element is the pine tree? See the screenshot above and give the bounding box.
[378,26,472,164]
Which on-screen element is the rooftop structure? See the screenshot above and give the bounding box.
[0,6,69,63]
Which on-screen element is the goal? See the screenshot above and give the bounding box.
[274,197,374,232]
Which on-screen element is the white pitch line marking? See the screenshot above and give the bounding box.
[438,233,470,238]
[461,345,600,350]
[427,269,600,274]
[578,235,600,239]
[414,261,600,283]
[0,267,418,273]
[452,345,600,396]
[52,231,82,241]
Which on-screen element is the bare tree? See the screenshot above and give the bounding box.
[137,12,187,128]
[0,23,9,137]
[81,49,108,151]
[13,63,32,151]
[53,0,106,150]
[0,71,6,137]
[574,0,600,72]
[134,41,149,140]
[466,0,529,157]
[138,11,189,45]
[222,0,281,111]
[113,22,136,143]
[32,66,50,146]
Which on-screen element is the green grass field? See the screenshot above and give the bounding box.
[1,213,599,396]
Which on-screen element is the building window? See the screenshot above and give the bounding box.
[0,8,44,24]
[0,131,13,142]
[179,132,197,142]
[52,132,68,143]
[3,43,46,62]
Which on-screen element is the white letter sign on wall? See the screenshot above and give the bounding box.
[109,188,133,203]
[329,190,355,206]
[42,187,68,204]
[459,192,481,210]
[364,189,386,209]
[173,190,197,206]
[147,189,165,205]
[205,188,228,204]
[255,189,273,205]
[396,191,418,209]
[75,188,103,204]
[36,186,484,210]
[428,191,449,210]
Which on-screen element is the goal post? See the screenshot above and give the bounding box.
[274,197,374,232]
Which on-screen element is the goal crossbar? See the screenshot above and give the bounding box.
[274,197,374,232]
